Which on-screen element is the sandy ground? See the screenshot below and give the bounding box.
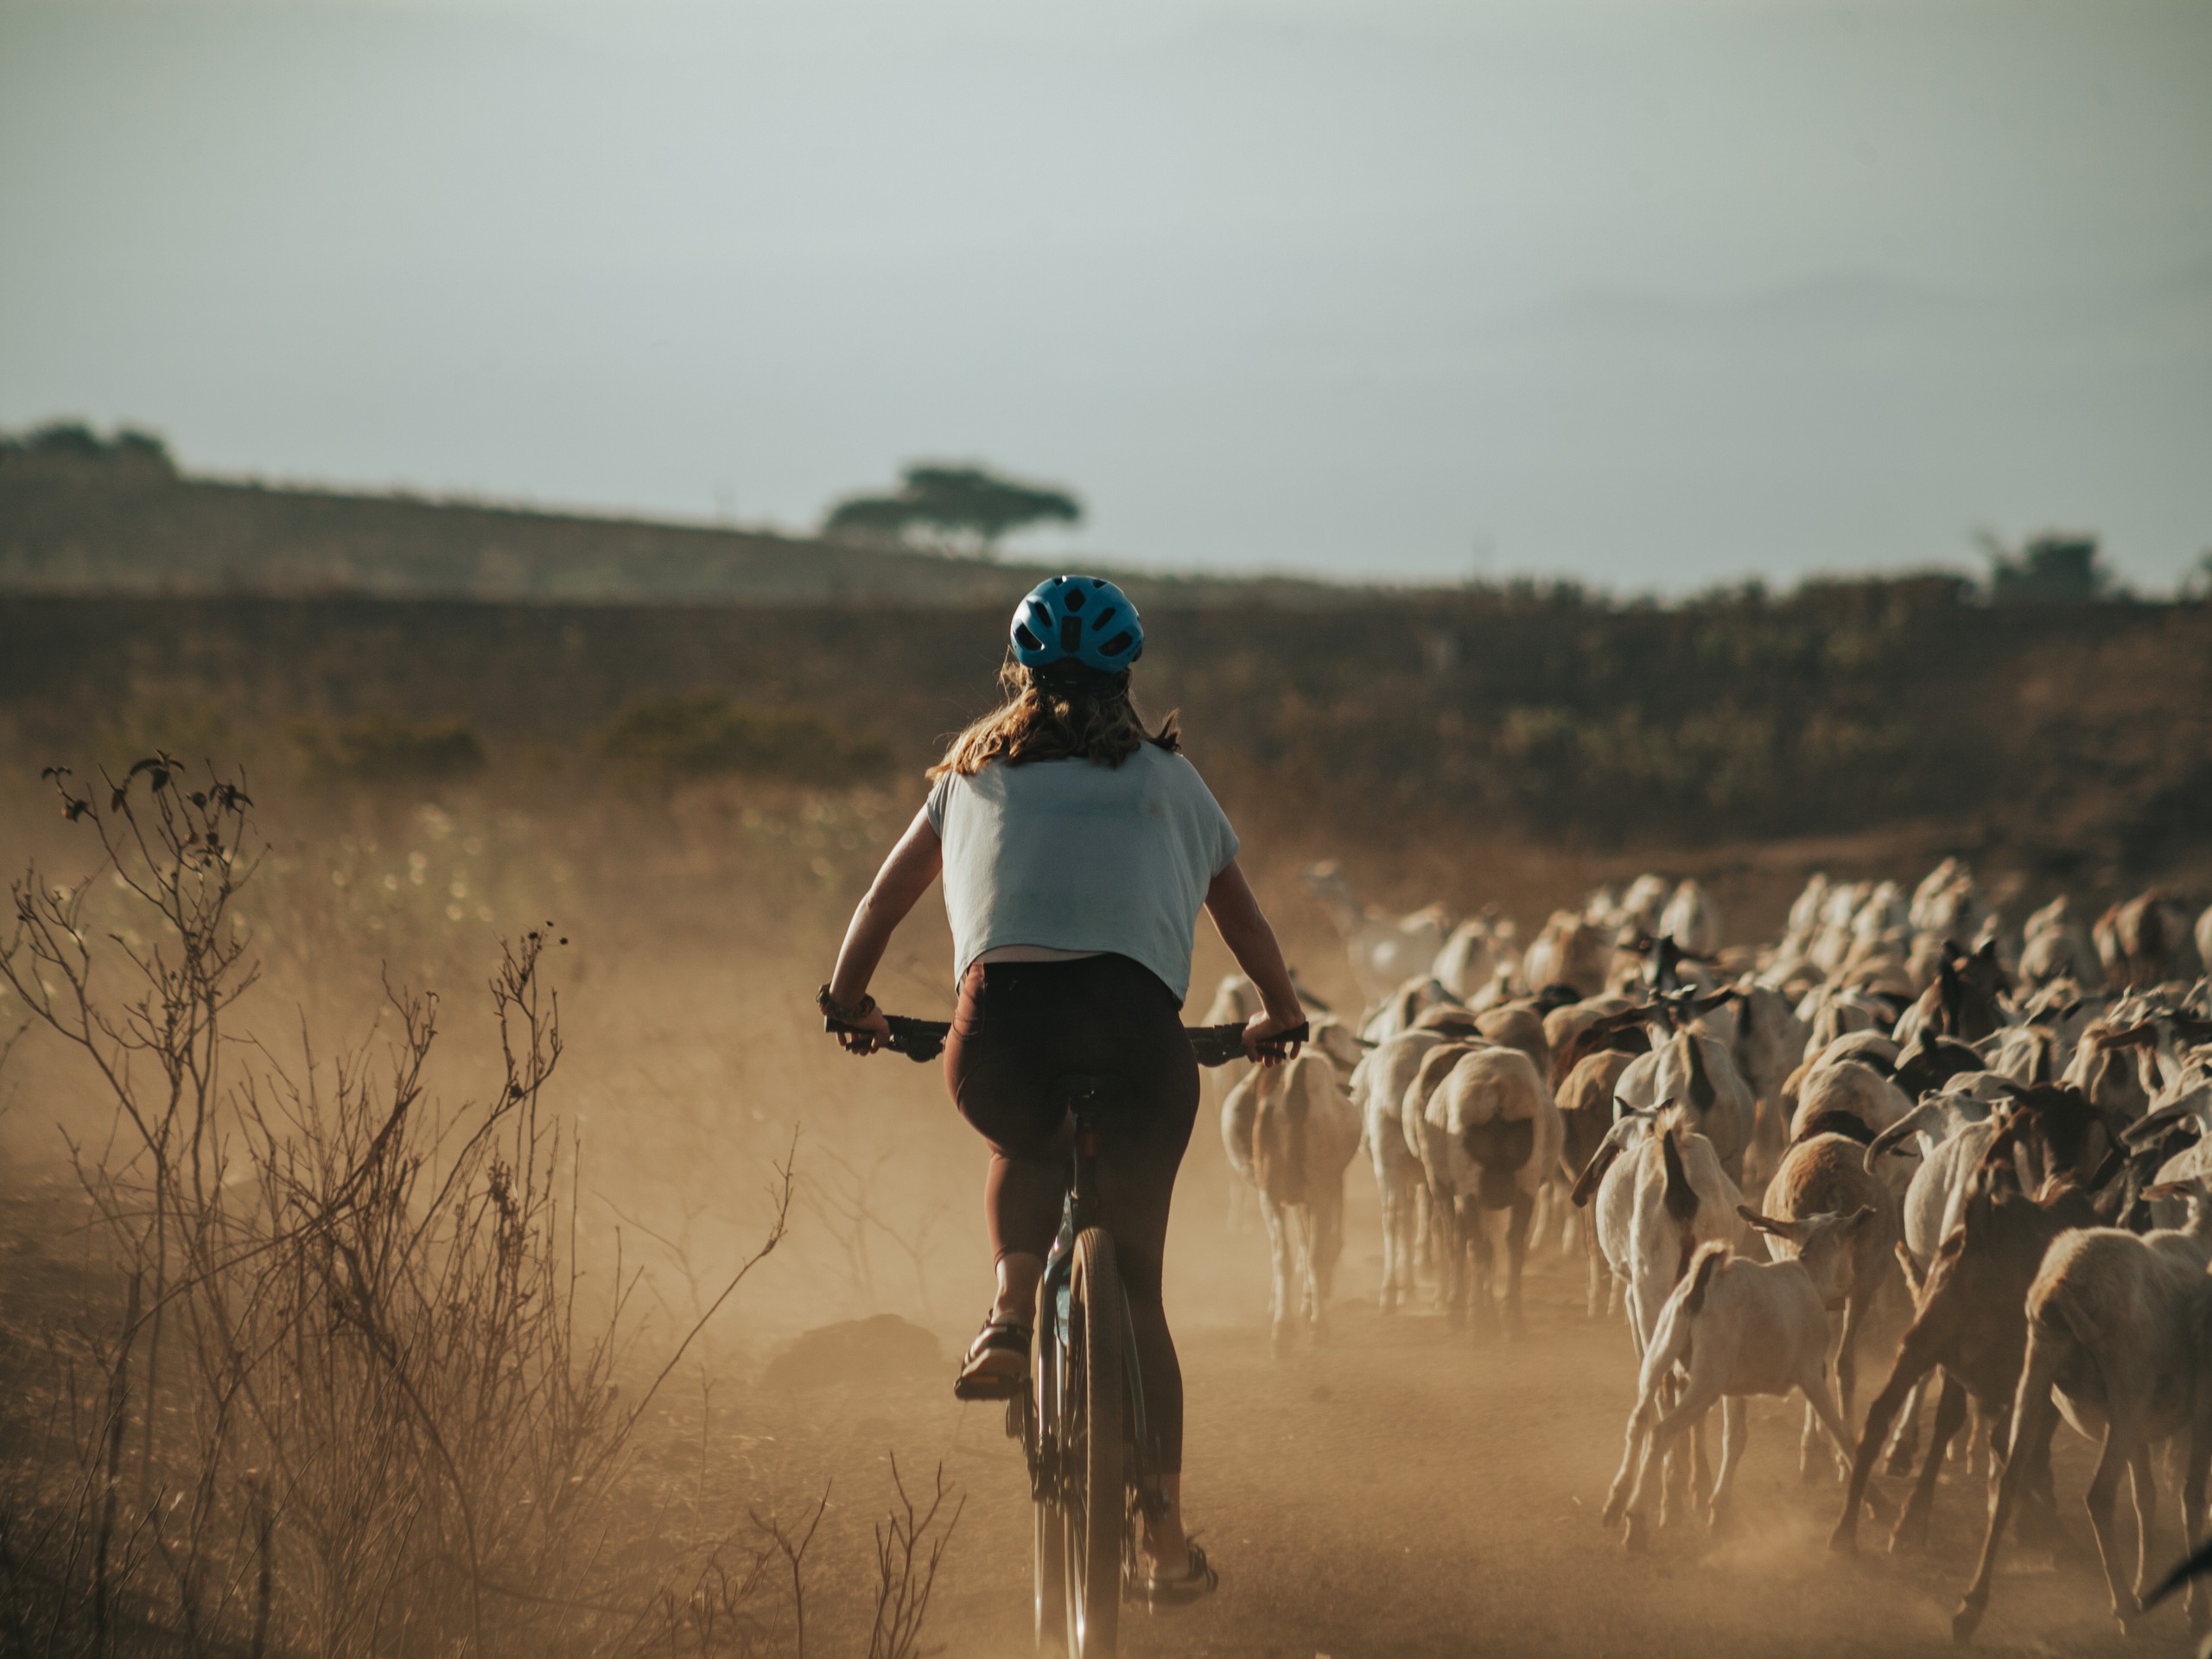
[0,1120,2188,1658]
[734,1179,2188,1659]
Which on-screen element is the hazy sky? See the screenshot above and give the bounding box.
[3,0,2209,588]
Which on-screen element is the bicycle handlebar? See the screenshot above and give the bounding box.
[822,1012,1307,1067]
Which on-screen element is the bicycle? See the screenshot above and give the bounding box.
[824,1009,1303,1656]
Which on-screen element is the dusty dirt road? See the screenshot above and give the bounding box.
[734,1204,2186,1659]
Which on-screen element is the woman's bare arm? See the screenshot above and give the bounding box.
[824,807,943,1052]
[1204,860,1306,1059]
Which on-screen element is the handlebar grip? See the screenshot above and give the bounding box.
[1186,1020,1310,1067]
[823,1013,948,1063]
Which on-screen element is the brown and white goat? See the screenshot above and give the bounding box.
[1414,1043,1562,1337]
[1760,1131,1905,1452]
[1222,1049,1361,1354]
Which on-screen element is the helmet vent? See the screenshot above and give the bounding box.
[1059,615,1083,652]
[1014,624,1042,652]
[1099,630,1135,658]
[1064,588,1086,612]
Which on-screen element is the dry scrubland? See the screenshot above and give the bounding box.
[0,764,1022,1656]
[2,517,2211,1652]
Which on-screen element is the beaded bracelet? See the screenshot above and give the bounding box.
[817,983,878,1023]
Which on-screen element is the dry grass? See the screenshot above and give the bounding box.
[0,760,958,1658]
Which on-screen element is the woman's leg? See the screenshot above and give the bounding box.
[984,1151,1058,1325]
[948,964,1068,1387]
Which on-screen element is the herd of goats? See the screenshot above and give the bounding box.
[1207,861,2212,1641]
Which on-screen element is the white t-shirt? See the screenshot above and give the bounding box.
[925,744,1240,1004]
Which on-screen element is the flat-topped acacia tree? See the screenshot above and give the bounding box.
[822,462,1081,557]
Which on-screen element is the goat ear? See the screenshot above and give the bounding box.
[1736,1204,1780,1236]
[1842,1204,1877,1232]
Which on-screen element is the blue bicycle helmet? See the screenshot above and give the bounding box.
[1009,575,1144,676]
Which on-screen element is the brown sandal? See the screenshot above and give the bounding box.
[952,1316,1029,1402]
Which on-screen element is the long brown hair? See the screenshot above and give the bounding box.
[930,656,1181,779]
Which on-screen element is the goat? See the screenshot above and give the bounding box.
[1760,1132,1904,1457]
[1572,1102,1743,1360]
[1414,1043,1562,1338]
[1473,1000,1554,1077]
[1618,1021,1756,1185]
[1358,973,1459,1045]
[1786,1058,1912,1147]
[1830,1142,2108,1556]
[1355,1028,1448,1313]
[2020,894,2104,989]
[1728,982,1808,1182]
[1522,909,1615,999]
[1891,939,2011,1047]
[1600,1207,1871,1548]
[1303,861,1448,1005]
[1557,1047,1639,1313]
[2094,890,2199,992]
[1433,908,1515,1001]
[1951,1187,2212,1642]
[1658,879,1723,958]
[1222,1049,1362,1354]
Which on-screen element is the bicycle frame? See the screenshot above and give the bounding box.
[1027,1078,1156,1524]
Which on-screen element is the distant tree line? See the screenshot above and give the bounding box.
[0,420,175,476]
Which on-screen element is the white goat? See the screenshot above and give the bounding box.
[1355,1028,1447,1312]
[1616,1025,1756,1184]
[1659,879,1723,957]
[1600,1206,1869,1548]
[1302,862,1446,1004]
[1571,1103,1743,1359]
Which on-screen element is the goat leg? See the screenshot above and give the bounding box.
[1834,1332,1939,1554]
[2085,1409,2152,1634]
[1504,1192,1532,1341]
[1708,1396,1748,1534]
[2127,1441,2159,1609]
[1885,1375,1926,1478]
[2181,1426,2210,1637]
[1890,1374,1968,1556]
[1955,1343,2062,1643]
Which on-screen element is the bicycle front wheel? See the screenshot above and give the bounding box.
[1065,1227,1126,1657]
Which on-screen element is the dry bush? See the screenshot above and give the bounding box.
[0,757,957,1657]
[294,715,489,782]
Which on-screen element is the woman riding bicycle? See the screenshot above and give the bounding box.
[819,575,1306,1597]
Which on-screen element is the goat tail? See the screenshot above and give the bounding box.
[1682,1238,1729,1316]
[1633,1287,1700,1414]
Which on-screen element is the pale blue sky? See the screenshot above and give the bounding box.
[3,0,2209,588]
